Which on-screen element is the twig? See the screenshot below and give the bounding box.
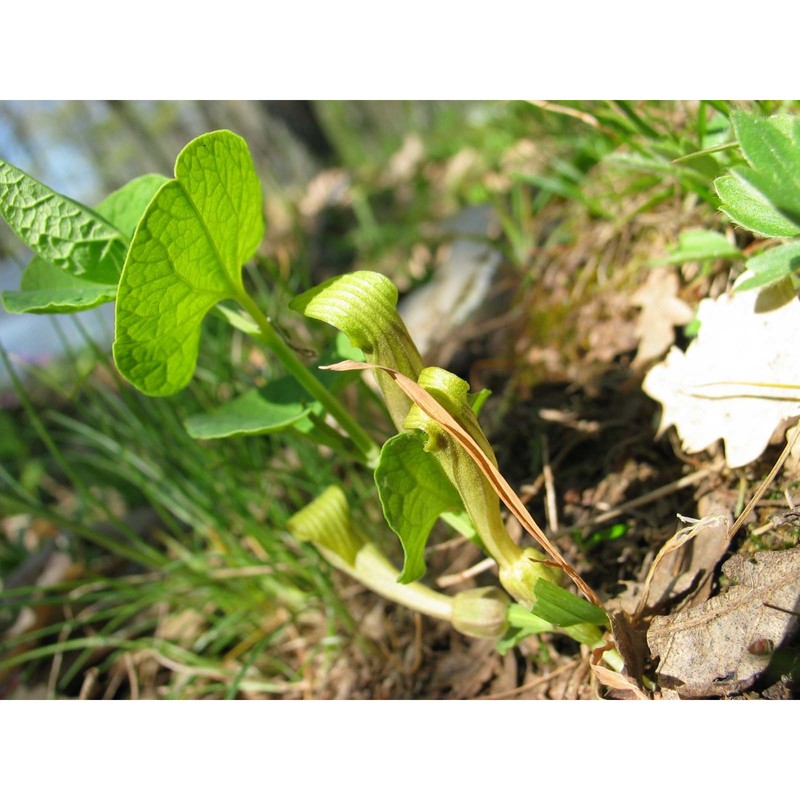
[124,652,139,700]
[479,660,577,700]
[78,667,99,700]
[727,424,800,541]
[541,434,559,533]
[524,101,602,130]
[567,469,710,533]
[436,557,496,588]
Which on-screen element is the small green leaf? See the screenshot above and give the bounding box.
[732,166,800,225]
[184,336,362,442]
[1,175,168,314]
[530,579,608,627]
[374,430,463,583]
[765,114,800,146]
[0,158,127,284]
[94,174,169,238]
[660,229,743,264]
[715,112,800,237]
[183,387,311,439]
[286,485,364,566]
[1,257,117,314]
[468,387,492,416]
[733,112,800,213]
[573,522,629,551]
[714,173,800,238]
[735,242,800,292]
[113,131,264,396]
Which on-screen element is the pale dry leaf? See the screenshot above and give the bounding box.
[591,662,650,700]
[647,547,800,697]
[636,514,729,616]
[631,268,694,367]
[298,169,351,217]
[382,133,425,186]
[642,283,800,468]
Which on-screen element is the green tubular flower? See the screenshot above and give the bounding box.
[290,270,424,430]
[287,486,453,622]
[403,367,562,605]
[286,485,366,566]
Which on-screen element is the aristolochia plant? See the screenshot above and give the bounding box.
[0,130,621,672]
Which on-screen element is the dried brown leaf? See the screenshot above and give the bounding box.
[591,662,650,700]
[647,547,800,698]
[636,514,729,616]
[631,268,694,367]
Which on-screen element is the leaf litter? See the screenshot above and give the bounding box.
[647,547,800,698]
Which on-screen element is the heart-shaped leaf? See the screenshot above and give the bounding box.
[113,131,264,396]
[374,430,463,583]
[1,174,168,314]
[184,333,363,441]
[95,174,169,239]
[1,257,117,314]
[0,157,127,284]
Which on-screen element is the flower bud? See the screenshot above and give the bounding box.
[451,586,510,638]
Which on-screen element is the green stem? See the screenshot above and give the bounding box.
[234,294,381,467]
[508,605,625,672]
[507,604,556,634]
[320,542,455,622]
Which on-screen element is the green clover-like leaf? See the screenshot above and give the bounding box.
[660,229,743,265]
[735,242,800,292]
[113,131,264,396]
